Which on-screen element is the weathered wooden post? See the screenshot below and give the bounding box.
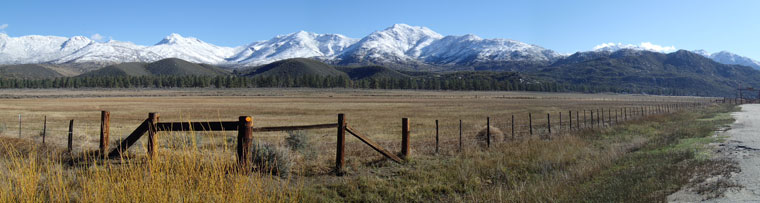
[100,111,110,157]
[600,108,604,127]
[68,120,73,153]
[401,118,410,159]
[584,110,587,128]
[546,113,551,135]
[576,111,579,129]
[607,108,611,126]
[486,117,491,148]
[511,115,515,140]
[590,110,594,128]
[435,120,439,154]
[559,112,562,131]
[335,114,345,174]
[18,114,21,138]
[459,120,462,152]
[147,112,159,160]
[615,108,619,124]
[238,116,253,167]
[42,116,47,144]
[569,111,572,130]
[529,113,533,135]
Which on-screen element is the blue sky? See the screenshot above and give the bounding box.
[1,0,759,58]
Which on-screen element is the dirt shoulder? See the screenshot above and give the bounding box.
[669,104,760,202]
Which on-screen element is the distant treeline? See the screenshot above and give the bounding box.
[0,75,688,95]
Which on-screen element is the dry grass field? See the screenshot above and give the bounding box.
[0,88,729,202]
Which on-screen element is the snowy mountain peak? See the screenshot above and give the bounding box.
[709,51,760,70]
[61,36,93,50]
[380,24,443,40]
[337,24,444,64]
[692,49,710,57]
[156,33,202,45]
[593,42,676,53]
[4,24,759,71]
[227,31,358,66]
[147,33,236,64]
[420,34,560,65]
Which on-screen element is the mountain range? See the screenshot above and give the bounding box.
[6,24,754,71]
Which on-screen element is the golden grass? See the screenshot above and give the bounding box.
[0,88,719,201]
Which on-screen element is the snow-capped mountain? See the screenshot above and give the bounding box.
[3,24,760,71]
[0,33,92,64]
[420,34,561,65]
[145,33,239,64]
[52,40,159,64]
[229,31,357,66]
[693,50,760,70]
[591,43,760,70]
[337,24,443,65]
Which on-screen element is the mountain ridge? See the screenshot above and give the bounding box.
[1,25,758,71]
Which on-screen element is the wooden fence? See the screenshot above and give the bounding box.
[13,99,726,176]
[98,112,406,174]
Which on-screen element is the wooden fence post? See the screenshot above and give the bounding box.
[68,120,73,153]
[590,110,594,128]
[42,116,47,144]
[238,115,253,168]
[435,120,439,154]
[608,108,611,126]
[547,113,551,134]
[335,114,345,174]
[584,110,587,128]
[569,111,572,130]
[576,111,579,129]
[486,117,490,148]
[402,118,410,159]
[529,113,533,135]
[100,111,110,157]
[459,120,462,152]
[18,114,21,138]
[511,115,514,140]
[147,112,159,160]
[559,112,562,131]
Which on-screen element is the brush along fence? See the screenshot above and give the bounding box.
[105,112,406,174]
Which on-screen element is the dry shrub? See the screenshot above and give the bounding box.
[251,141,292,177]
[475,126,505,144]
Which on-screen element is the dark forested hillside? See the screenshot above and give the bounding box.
[2,49,760,96]
[528,50,760,97]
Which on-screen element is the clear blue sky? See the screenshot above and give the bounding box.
[1,0,758,58]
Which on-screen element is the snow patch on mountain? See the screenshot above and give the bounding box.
[593,42,677,53]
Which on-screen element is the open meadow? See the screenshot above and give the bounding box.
[0,88,731,202]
